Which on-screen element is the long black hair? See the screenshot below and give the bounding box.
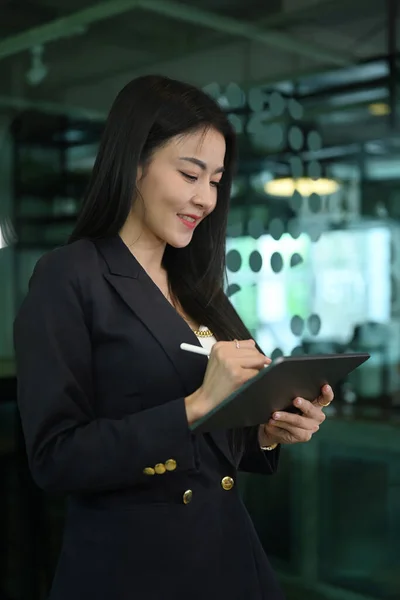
[69,75,253,345]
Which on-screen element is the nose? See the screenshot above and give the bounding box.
[192,188,216,213]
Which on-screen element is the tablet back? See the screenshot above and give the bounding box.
[190,352,370,432]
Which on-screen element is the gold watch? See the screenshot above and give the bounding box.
[261,443,278,451]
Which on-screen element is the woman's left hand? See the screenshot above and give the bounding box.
[258,384,334,447]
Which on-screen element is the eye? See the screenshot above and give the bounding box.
[180,172,197,182]
[180,171,221,189]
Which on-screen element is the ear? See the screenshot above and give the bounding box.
[136,165,143,183]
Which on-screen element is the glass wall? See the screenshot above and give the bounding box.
[225,57,400,599]
[1,1,399,599]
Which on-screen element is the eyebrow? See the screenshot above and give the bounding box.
[178,156,225,174]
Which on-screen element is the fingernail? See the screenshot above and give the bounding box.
[324,385,331,393]
[295,398,302,406]
[273,412,281,419]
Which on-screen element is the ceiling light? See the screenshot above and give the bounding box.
[265,177,339,197]
[368,103,390,116]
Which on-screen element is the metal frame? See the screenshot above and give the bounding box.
[0,0,352,66]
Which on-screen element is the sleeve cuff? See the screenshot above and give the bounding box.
[238,426,280,475]
[136,397,200,480]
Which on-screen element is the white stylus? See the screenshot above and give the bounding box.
[180,342,209,357]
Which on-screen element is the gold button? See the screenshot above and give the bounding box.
[154,463,166,475]
[183,489,193,505]
[221,476,234,491]
[165,459,177,472]
[143,467,155,476]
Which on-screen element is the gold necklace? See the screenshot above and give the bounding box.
[193,328,214,338]
[168,295,213,338]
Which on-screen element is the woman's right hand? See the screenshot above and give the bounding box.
[185,339,270,424]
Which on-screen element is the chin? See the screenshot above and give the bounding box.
[161,220,196,248]
[164,228,194,248]
[167,236,193,249]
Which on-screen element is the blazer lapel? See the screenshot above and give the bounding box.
[95,236,236,467]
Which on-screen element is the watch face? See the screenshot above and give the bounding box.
[261,443,278,451]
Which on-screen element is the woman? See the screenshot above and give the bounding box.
[14,75,333,600]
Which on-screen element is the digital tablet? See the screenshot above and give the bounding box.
[190,352,370,433]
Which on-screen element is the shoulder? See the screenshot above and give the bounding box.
[32,239,98,287]
[16,240,99,327]
[26,240,102,310]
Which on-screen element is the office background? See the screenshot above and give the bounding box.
[0,0,399,598]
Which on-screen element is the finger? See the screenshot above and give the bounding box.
[292,397,326,423]
[235,352,271,366]
[233,347,269,359]
[235,355,270,370]
[313,385,334,407]
[217,340,271,364]
[230,346,270,362]
[232,339,256,350]
[270,411,317,431]
[263,422,316,443]
[213,342,268,362]
[212,340,256,354]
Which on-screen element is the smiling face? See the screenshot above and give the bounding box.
[131,126,226,249]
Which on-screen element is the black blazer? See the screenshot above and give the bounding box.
[14,235,285,600]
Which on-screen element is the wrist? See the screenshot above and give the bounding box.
[184,387,210,425]
[258,425,279,450]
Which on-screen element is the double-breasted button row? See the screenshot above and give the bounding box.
[141,474,234,504]
[143,459,177,476]
[182,476,234,505]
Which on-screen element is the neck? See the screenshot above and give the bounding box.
[119,217,166,277]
